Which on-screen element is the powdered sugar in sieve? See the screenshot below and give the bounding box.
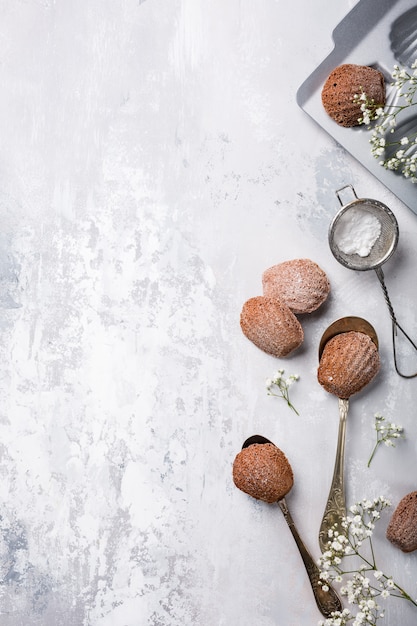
[333,206,381,258]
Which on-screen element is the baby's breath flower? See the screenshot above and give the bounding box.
[317,496,417,625]
[265,369,299,414]
[367,412,405,467]
[355,59,417,183]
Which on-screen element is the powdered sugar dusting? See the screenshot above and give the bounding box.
[334,207,382,257]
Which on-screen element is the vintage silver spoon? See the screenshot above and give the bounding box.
[317,317,379,553]
[239,435,342,618]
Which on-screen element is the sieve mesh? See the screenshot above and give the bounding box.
[328,199,399,271]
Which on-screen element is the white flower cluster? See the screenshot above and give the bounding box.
[356,91,385,127]
[367,413,404,467]
[265,369,299,415]
[317,497,417,626]
[354,60,417,183]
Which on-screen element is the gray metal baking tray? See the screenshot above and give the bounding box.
[297,0,417,215]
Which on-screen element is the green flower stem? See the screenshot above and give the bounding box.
[392,583,417,607]
[266,370,300,415]
[268,389,299,415]
[367,443,379,468]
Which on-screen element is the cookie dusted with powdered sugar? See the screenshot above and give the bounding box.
[240,296,303,358]
[262,259,330,314]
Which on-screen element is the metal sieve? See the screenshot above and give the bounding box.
[329,184,417,378]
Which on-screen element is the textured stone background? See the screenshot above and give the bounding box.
[0,0,417,624]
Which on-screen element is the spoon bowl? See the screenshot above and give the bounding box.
[318,316,379,360]
[238,435,342,618]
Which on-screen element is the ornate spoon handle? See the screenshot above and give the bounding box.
[319,398,349,553]
[279,498,342,617]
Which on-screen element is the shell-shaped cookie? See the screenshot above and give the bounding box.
[321,64,385,127]
[262,259,330,314]
[317,331,380,399]
[386,491,417,552]
[240,296,303,358]
[233,443,293,503]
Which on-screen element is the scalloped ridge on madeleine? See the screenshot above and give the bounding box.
[233,443,293,503]
[318,331,380,399]
[240,296,303,357]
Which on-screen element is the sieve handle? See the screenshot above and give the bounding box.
[335,184,358,207]
[374,266,417,378]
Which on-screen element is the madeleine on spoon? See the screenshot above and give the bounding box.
[318,330,380,399]
[233,442,293,503]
